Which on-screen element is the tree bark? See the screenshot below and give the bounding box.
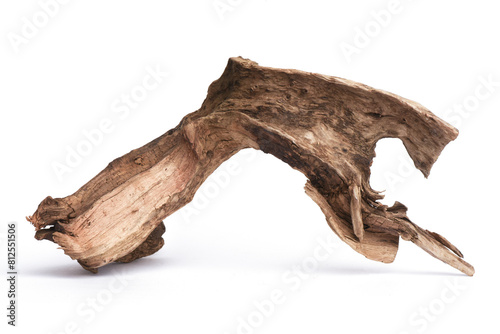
[28,57,474,276]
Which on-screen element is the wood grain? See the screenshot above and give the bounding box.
[28,57,474,276]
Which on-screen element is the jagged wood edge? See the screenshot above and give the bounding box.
[27,57,474,276]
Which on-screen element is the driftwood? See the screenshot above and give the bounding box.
[28,57,474,276]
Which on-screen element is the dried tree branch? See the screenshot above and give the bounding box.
[27,57,474,276]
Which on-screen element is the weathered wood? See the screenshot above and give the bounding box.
[27,57,474,276]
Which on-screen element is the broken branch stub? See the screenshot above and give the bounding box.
[27,57,474,276]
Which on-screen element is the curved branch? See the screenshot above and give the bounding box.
[27,57,474,276]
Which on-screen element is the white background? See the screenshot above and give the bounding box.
[1,1,499,333]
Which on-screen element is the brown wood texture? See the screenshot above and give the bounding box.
[27,57,474,276]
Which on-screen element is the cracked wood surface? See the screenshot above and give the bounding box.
[28,57,474,276]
